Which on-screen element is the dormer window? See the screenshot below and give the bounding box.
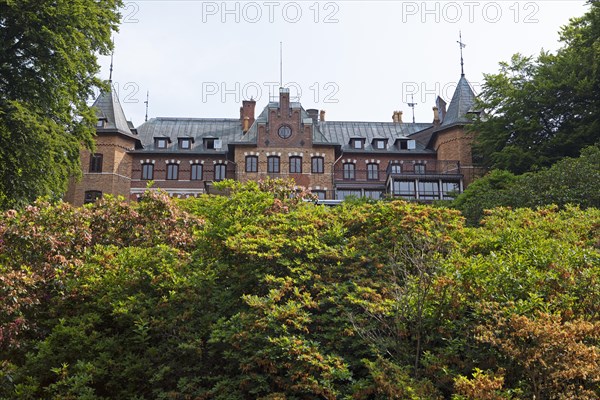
[155,138,169,149]
[179,138,193,150]
[373,139,387,149]
[204,138,222,150]
[96,118,106,128]
[397,139,416,150]
[351,138,365,149]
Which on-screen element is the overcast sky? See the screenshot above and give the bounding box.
[100,1,588,126]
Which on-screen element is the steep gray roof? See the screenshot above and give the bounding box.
[440,75,477,128]
[134,117,241,153]
[321,121,434,152]
[92,85,137,138]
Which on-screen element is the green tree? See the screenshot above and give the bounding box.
[452,145,600,225]
[472,3,600,173]
[0,0,122,209]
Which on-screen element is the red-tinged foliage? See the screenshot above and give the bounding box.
[0,191,202,351]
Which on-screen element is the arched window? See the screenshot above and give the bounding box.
[389,163,402,174]
[84,190,102,204]
[214,164,226,181]
[166,164,179,180]
[343,163,355,180]
[311,157,324,174]
[289,156,302,173]
[191,164,203,180]
[267,156,280,174]
[141,163,154,180]
[367,163,379,180]
[245,156,258,172]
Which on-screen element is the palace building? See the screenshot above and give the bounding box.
[64,73,481,206]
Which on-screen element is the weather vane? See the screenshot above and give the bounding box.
[457,31,466,76]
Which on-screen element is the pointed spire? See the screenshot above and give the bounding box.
[457,31,466,76]
[440,75,476,127]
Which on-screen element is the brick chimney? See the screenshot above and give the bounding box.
[392,111,399,123]
[397,111,403,123]
[241,99,256,132]
[319,110,326,122]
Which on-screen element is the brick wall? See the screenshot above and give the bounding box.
[64,134,135,206]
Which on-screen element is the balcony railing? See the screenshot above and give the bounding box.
[333,160,462,183]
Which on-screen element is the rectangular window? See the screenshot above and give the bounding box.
[418,181,440,200]
[336,189,362,200]
[179,138,192,149]
[89,153,103,173]
[155,138,168,149]
[393,180,416,199]
[245,156,258,172]
[289,156,302,173]
[267,156,280,174]
[214,164,226,181]
[205,138,221,150]
[374,140,386,149]
[191,164,203,180]
[353,139,363,149]
[311,157,324,174]
[343,163,355,180]
[367,163,379,180]
[414,163,426,174]
[141,163,154,180]
[167,164,179,180]
[364,190,383,200]
[441,181,460,200]
[313,190,326,200]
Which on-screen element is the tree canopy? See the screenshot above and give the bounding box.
[472,3,600,173]
[1,179,599,399]
[0,0,122,209]
[451,145,600,225]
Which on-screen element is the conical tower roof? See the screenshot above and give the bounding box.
[92,84,137,138]
[440,75,477,128]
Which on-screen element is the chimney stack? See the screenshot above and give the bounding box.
[397,111,403,123]
[435,96,447,123]
[433,106,440,125]
[279,87,290,111]
[392,111,399,123]
[307,109,319,123]
[319,110,326,122]
[241,99,256,133]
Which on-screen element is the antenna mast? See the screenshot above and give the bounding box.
[144,91,149,122]
[457,31,466,76]
[407,94,417,124]
[279,41,283,88]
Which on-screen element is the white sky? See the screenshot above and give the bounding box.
[100,1,588,126]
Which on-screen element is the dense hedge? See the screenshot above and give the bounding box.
[1,180,599,399]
